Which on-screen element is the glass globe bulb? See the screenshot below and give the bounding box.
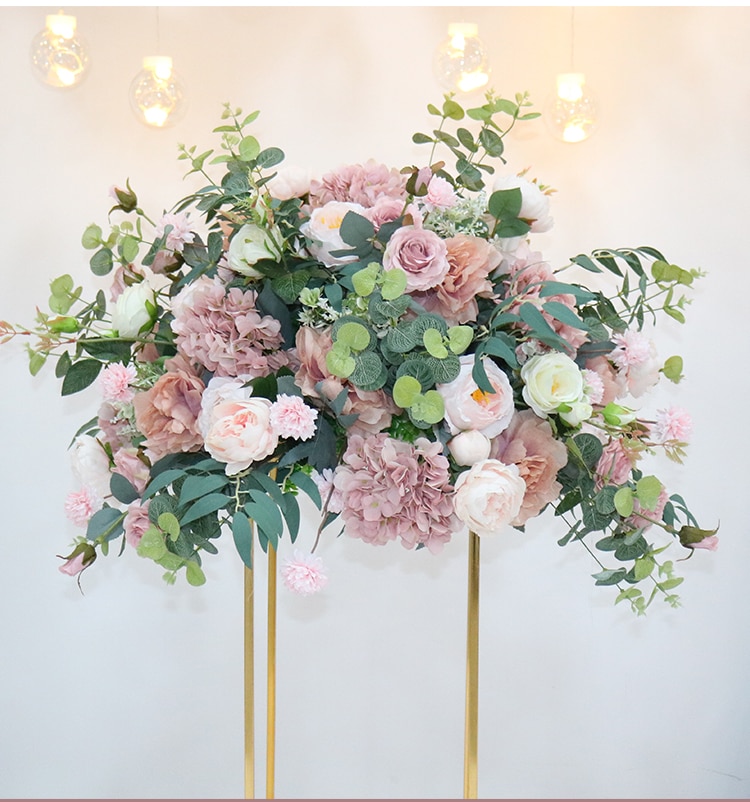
[545,72,599,143]
[30,13,90,88]
[129,56,188,129]
[433,23,490,94]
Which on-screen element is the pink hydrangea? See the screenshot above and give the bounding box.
[171,276,289,378]
[308,160,408,209]
[124,500,151,549]
[281,550,328,595]
[99,362,137,404]
[269,395,318,441]
[155,211,195,253]
[334,434,460,554]
[64,486,101,527]
[653,406,692,443]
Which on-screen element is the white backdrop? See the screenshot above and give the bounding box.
[0,5,748,799]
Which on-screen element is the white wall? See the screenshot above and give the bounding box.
[0,5,748,799]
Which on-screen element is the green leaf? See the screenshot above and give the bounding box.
[336,321,371,351]
[110,473,140,505]
[179,474,229,506]
[352,263,379,297]
[339,211,375,247]
[442,98,464,120]
[245,493,283,550]
[478,127,504,157]
[232,512,253,569]
[238,135,260,161]
[456,127,478,153]
[635,475,663,512]
[81,224,102,250]
[180,493,230,525]
[86,506,126,542]
[290,470,322,508]
[61,359,102,396]
[158,512,181,541]
[423,328,448,358]
[412,132,433,145]
[572,433,603,470]
[137,526,168,560]
[410,390,445,425]
[120,235,140,264]
[185,561,207,586]
[271,271,309,305]
[326,344,356,379]
[142,468,187,500]
[393,375,422,408]
[662,355,684,384]
[90,247,114,276]
[542,301,589,332]
[592,568,626,586]
[488,188,522,219]
[447,325,473,355]
[518,303,568,349]
[256,147,285,169]
[349,351,386,391]
[614,487,635,518]
[380,268,407,301]
[634,556,655,581]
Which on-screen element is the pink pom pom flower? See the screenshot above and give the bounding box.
[281,550,328,595]
[269,394,319,441]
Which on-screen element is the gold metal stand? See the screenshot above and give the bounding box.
[464,531,480,799]
[244,537,278,799]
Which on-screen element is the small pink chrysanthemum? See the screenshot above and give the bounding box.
[155,211,195,253]
[64,486,101,527]
[281,550,328,595]
[269,394,319,440]
[653,406,693,443]
[582,368,605,405]
[424,175,457,210]
[611,330,653,369]
[99,362,137,403]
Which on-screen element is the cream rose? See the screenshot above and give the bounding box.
[521,352,584,418]
[227,223,281,277]
[265,166,310,200]
[111,281,156,338]
[493,174,553,233]
[438,355,515,438]
[453,459,526,536]
[447,430,492,466]
[300,200,365,267]
[203,397,279,475]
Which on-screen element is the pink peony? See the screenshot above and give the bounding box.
[334,434,460,554]
[383,226,450,292]
[203,397,278,475]
[64,486,101,527]
[269,395,318,441]
[438,355,515,439]
[595,437,636,487]
[155,211,195,253]
[294,325,397,434]
[453,459,527,536]
[491,410,569,526]
[171,276,289,378]
[423,175,457,210]
[281,550,328,595]
[412,234,499,325]
[124,500,151,549]
[308,160,408,209]
[99,362,137,404]
[653,406,692,443]
[132,355,205,460]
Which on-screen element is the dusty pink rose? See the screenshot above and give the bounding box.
[383,226,450,292]
[334,434,460,554]
[269,395,318,440]
[203,397,278,475]
[308,160,407,208]
[627,486,669,532]
[124,501,151,549]
[171,276,289,378]
[653,407,692,443]
[64,486,101,527]
[99,362,137,404]
[113,447,150,494]
[438,355,515,438]
[423,175,457,210]
[491,410,569,526]
[595,437,636,487]
[453,459,526,536]
[294,325,397,434]
[281,550,328,595]
[155,211,195,253]
[413,234,500,325]
[133,356,205,460]
[58,543,96,576]
[363,196,422,231]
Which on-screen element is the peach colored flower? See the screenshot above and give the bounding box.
[491,410,569,526]
[453,459,526,536]
[412,234,499,325]
[133,356,205,460]
[203,397,278,475]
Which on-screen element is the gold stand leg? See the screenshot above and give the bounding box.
[464,531,480,799]
[266,544,277,799]
[244,557,255,799]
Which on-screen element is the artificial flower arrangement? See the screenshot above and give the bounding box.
[1,93,717,614]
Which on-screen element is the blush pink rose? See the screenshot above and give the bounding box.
[423,175,457,210]
[113,447,150,494]
[453,459,526,536]
[437,355,515,438]
[203,397,278,475]
[595,437,636,487]
[383,227,450,292]
[491,410,569,526]
[124,501,151,549]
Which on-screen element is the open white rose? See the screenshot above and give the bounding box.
[453,459,526,536]
[111,281,156,338]
[227,223,281,277]
[521,352,584,418]
[300,200,365,267]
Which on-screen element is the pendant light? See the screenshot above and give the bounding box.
[30,11,90,89]
[433,23,490,94]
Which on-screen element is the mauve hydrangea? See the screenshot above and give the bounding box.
[171,276,289,378]
[308,160,408,209]
[334,433,460,554]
